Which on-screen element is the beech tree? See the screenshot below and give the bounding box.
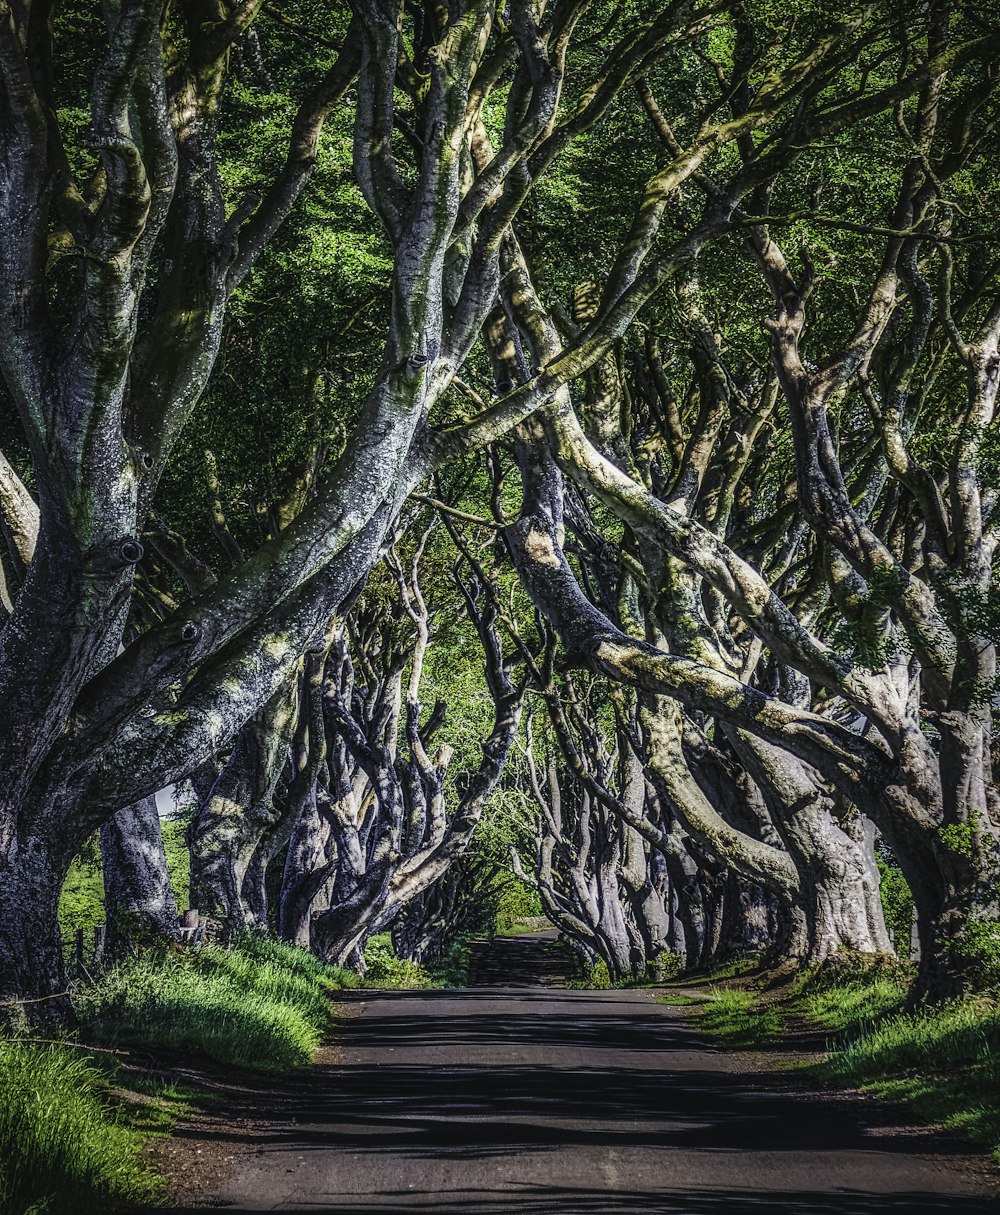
[2,0,998,1018]
[496,6,1000,996]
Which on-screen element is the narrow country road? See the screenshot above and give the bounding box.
[173,942,999,1214]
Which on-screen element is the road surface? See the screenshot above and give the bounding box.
[187,979,998,1213]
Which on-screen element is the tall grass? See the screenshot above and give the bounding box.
[0,936,359,1212]
[76,934,358,1071]
[812,989,1000,1161]
[0,1040,158,1215]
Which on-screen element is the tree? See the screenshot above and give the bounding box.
[498,5,1000,997]
[3,0,997,1016]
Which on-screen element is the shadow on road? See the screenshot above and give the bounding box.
[161,1189,1000,1214]
[147,985,998,1212]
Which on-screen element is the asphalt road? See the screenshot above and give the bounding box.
[196,983,999,1214]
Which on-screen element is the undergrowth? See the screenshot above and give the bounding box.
[77,933,358,1071]
[0,1040,159,1215]
[565,952,686,990]
[363,934,435,988]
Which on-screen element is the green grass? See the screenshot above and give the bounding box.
[0,935,361,1213]
[697,986,784,1048]
[694,957,1000,1163]
[0,1040,160,1215]
[816,1000,1000,1156]
[656,992,709,1007]
[76,934,359,1072]
[803,974,1000,1162]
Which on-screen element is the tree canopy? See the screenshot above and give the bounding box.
[1,0,999,1019]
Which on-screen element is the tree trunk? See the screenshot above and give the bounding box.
[312,859,394,968]
[0,832,73,1026]
[242,803,299,931]
[279,794,335,949]
[101,795,181,956]
[877,719,1000,1000]
[187,684,297,930]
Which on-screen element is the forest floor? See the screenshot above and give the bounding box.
[145,935,1000,1214]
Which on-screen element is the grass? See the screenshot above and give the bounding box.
[697,986,784,1048]
[76,933,359,1072]
[693,956,1000,1163]
[0,934,360,1213]
[0,1039,160,1215]
[656,992,709,1007]
[799,966,1000,1163]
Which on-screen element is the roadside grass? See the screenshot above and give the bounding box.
[656,991,710,1007]
[697,986,784,1048]
[0,1039,160,1215]
[76,933,359,1071]
[804,971,1000,1163]
[0,934,359,1213]
[693,956,1000,1162]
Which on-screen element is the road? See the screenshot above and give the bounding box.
[190,979,998,1214]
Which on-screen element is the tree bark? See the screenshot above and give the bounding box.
[101,795,180,955]
[0,832,73,1026]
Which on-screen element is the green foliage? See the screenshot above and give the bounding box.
[426,939,474,987]
[493,878,544,934]
[565,952,685,990]
[876,853,914,953]
[566,960,612,990]
[0,1040,159,1215]
[363,935,434,989]
[943,912,1000,992]
[162,817,191,913]
[58,833,105,944]
[940,821,977,859]
[76,935,357,1072]
[59,814,192,948]
[648,952,685,983]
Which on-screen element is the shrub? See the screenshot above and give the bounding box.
[648,951,684,982]
[875,852,914,951]
[363,934,434,988]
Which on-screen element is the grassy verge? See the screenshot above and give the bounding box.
[1,935,359,1213]
[77,933,359,1072]
[691,958,1000,1162]
[0,1039,161,1215]
[696,987,784,1048]
[801,967,1000,1163]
